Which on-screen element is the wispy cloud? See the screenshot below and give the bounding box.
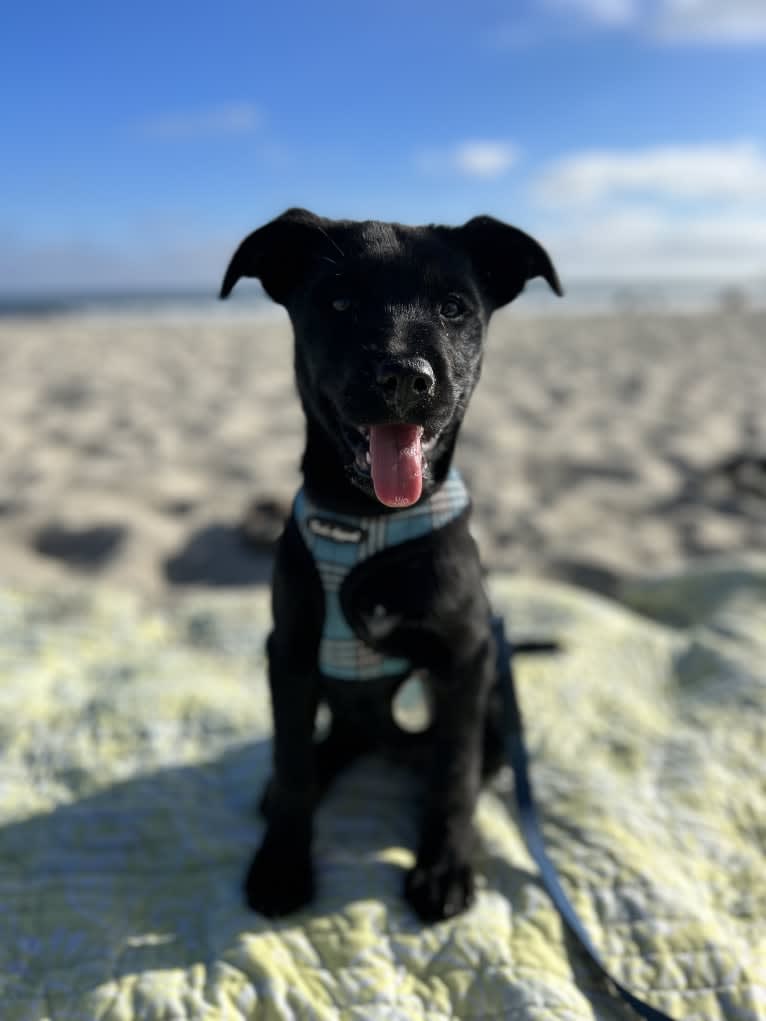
[493,0,766,46]
[543,0,636,27]
[415,140,520,179]
[0,232,236,291]
[534,142,766,204]
[528,138,766,278]
[139,102,261,140]
[656,0,766,43]
[544,207,766,277]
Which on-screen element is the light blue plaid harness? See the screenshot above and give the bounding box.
[294,469,470,681]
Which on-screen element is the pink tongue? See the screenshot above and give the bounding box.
[369,424,423,507]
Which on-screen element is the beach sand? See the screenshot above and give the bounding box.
[1,308,764,598]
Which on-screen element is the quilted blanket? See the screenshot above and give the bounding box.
[1,560,764,1020]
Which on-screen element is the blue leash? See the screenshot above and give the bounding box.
[492,616,677,1021]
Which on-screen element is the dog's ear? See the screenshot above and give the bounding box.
[453,215,563,309]
[220,207,332,304]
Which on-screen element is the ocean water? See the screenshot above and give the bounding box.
[1,277,764,320]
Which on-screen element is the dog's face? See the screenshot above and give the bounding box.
[221,209,561,508]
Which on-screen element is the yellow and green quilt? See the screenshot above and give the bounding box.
[2,559,765,1020]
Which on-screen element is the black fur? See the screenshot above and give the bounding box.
[221,208,561,921]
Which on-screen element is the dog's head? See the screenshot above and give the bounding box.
[221,208,561,509]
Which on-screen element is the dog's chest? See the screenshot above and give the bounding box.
[293,471,469,682]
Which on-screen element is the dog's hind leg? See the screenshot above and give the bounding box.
[259,721,366,818]
[481,682,506,781]
[314,723,368,794]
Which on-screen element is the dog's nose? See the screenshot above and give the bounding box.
[375,358,436,412]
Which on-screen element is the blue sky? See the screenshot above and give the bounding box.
[2,0,765,291]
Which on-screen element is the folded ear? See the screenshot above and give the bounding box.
[219,207,329,304]
[453,215,563,309]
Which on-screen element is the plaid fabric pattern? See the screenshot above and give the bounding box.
[294,469,470,681]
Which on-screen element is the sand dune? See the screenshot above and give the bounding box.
[1,309,764,597]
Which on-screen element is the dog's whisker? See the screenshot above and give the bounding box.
[314,223,346,259]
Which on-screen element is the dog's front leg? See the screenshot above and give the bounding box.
[245,632,319,916]
[405,633,495,922]
[244,514,324,917]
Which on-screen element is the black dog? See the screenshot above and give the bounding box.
[220,209,561,922]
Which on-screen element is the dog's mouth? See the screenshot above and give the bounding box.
[342,423,440,508]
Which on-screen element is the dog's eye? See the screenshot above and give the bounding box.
[332,297,352,312]
[440,298,464,319]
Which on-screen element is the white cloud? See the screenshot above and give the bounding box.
[454,142,520,177]
[535,142,766,204]
[527,0,766,44]
[140,102,260,140]
[416,140,520,179]
[656,0,766,42]
[545,207,766,277]
[529,139,766,279]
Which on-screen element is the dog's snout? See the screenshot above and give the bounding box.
[375,358,436,412]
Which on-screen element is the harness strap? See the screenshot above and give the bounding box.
[294,469,470,681]
[492,616,678,1021]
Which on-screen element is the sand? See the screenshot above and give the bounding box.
[1,308,764,598]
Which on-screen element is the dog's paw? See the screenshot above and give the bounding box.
[244,835,315,917]
[404,859,475,922]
